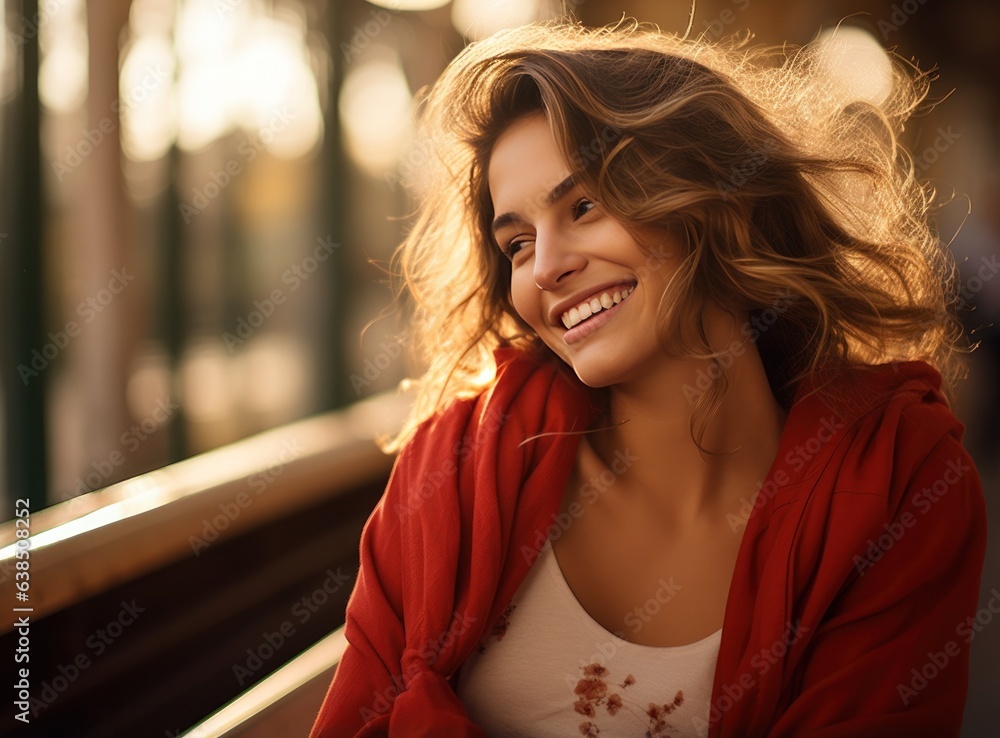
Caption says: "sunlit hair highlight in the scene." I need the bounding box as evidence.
[385,18,969,452]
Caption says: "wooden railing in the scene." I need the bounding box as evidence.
[180,625,347,737]
[0,390,410,737]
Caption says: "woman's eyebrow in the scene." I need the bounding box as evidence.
[491,175,577,234]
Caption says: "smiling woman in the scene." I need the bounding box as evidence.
[308,18,986,738]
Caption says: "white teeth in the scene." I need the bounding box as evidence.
[561,285,634,330]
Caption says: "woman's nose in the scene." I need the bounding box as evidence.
[532,229,586,290]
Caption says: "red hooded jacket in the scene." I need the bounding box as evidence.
[309,347,987,737]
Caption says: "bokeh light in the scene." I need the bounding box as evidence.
[815,26,893,106]
[339,53,413,176]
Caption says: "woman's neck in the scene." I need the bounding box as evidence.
[585,342,788,532]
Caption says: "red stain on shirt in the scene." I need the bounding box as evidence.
[573,660,686,736]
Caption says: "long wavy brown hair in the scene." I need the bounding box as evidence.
[384,18,969,452]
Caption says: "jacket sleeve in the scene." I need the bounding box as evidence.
[308,416,488,738]
[767,432,988,737]
[308,349,591,737]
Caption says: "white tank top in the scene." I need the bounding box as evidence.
[456,537,721,737]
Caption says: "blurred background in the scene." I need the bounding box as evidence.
[0,0,996,736]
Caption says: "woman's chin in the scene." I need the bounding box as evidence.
[546,337,653,389]
[568,359,634,390]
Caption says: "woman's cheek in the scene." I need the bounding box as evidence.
[508,275,540,330]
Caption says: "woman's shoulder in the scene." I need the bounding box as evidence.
[791,359,978,508]
[776,360,984,586]
[794,359,960,443]
[795,359,944,412]
[775,358,977,511]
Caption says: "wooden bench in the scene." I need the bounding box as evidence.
[0,390,408,737]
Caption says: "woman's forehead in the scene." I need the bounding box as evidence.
[487,115,572,211]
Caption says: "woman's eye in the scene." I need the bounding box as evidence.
[572,198,596,220]
[505,240,532,260]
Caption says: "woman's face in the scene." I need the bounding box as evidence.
[488,114,685,388]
